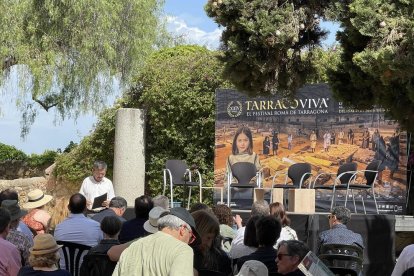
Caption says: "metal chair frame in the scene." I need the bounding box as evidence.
[271,162,313,204]
[226,162,263,207]
[313,162,358,211]
[162,160,202,209]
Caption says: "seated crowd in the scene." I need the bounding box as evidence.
[0,185,374,276]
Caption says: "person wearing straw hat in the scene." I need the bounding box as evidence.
[17,233,71,276]
[1,200,33,266]
[22,189,53,235]
[0,207,21,276]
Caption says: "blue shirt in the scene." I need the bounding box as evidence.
[91,208,126,224]
[54,213,103,269]
[318,224,364,251]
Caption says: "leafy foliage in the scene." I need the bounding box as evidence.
[0,0,164,137]
[326,1,414,131]
[205,0,329,97]
[56,45,228,201]
[0,142,57,167]
[0,143,27,161]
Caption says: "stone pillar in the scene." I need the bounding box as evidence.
[113,108,145,206]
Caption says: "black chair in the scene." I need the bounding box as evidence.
[345,160,381,214]
[319,244,364,276]
[271,162,312,206]
[80,253,117,276]
[163,159,203,208]
[226,162,262,206]
[313,162,358,210]
[57,241,91,276]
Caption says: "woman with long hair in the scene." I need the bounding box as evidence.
[191,210,232,275]
[48,197,69,235]
[269,202,298,248]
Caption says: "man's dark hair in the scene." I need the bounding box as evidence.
[190,202,211,214]
[101,216,122,237]
[0,189,18,205]
[332,206,351,225]
[244,216,260,247]
[279,240,309,261]
[256,215,281,247]
[134,195,153,219]
[110,197,127,209]
[0,207,11,233]
[68,193,87,214]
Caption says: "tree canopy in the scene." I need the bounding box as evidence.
[56,45,228,197]
[205,0,330,97]
[205,0,414,131]
[0,0,164,137]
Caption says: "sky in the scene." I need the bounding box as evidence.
[0,0,339,154]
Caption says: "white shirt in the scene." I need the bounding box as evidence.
[229,227,257,259]
[391,244,414,276]
[79,176,115,209]
[274,226,298,249]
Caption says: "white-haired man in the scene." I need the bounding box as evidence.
[113,207,198,276]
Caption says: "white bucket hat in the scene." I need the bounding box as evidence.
[23,189,53,209]
[237,260,269,276]
[143,206,166,233]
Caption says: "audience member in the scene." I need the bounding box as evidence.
[22,189,53,235]
[113,207,198,275]
[276,240,309,276]
[48,196,69,235]
[118,195,153,243]
[236,260,268,276]
[79,161,115,210]
[192,210,232,275]
[231,200,269,257]
[270,202,298,248]
[92,196,127,223]
[54,193,102,268]
[230,216,260,259]
[0,207,21,275]
[237,215,281,274]
[190,202,212,214]
[318,206,364,252]
[0,189,33,242]
[80,216,122,276]
[107,206,165,262]
[18,234,70,276]
[391,244,414,276]
[212,204,237,253]
[1,200,32,266]
[153,195,169,210]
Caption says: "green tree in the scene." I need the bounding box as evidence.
[0,0,164,137]
[328,0,414,131]
[205,0,330,97]
[56,45,228,199]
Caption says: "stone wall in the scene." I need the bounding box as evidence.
[0,160,50,180]
[0,163,80,206]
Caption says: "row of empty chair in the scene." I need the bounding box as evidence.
[162,159,381,213]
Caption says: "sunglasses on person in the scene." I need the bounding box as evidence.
[277,253,292,260]
[328,214,335,219]
[182,225,196,244]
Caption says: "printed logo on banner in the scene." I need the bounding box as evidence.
[227,101,242,117]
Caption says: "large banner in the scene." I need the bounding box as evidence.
[215,84,407,214]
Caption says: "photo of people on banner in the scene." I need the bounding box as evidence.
[214,84,407,214]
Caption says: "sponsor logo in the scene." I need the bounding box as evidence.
[227,101,242,117]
